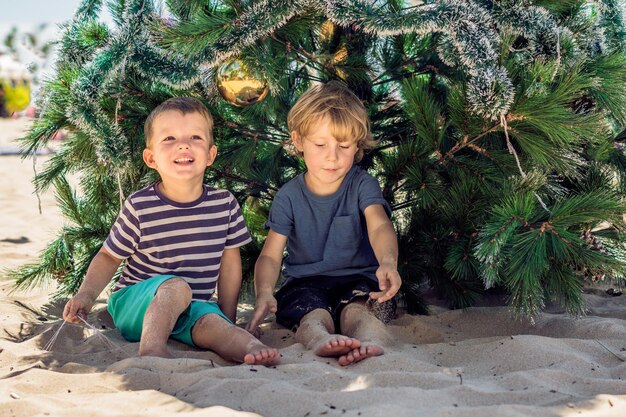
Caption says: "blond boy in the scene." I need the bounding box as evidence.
[247,82,401,365]
[64,97,279,365]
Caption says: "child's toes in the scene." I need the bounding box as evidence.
[338,350,355,366]
[338,345,383,366]
[347,338,360,348]
[263,348,277,359]
[244,348,279,365]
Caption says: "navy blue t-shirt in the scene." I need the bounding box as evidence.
[266,166,391,285]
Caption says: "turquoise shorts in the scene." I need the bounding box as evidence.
[107,275,231,347]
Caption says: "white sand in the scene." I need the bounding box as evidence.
[1,118,625,417]
[0,118,66,272]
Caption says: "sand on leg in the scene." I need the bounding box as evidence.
[139,278,192,358]
[295,308,361,358]
[192,313,279,365]
[337,300,391,366]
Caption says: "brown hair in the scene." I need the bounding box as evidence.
[144,97,214,146]
[287,81,376,162]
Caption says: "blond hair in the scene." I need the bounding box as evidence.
[287,81,376,162]
[144,97,214,146]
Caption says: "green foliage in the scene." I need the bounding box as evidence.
[3,27,17,52]
[9,177,116,296]
[475,188,626,317]
[11,0,626,319]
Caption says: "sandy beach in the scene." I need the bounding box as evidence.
[1,118,625,417]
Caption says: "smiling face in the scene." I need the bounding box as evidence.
[293,116,359,196]
[142,110,217,189]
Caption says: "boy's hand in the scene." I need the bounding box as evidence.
[245,293,278,337]
[63,292,96,323]
[370,262,402,303]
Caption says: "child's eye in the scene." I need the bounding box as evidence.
[315,143,326,147]
[191,135,204,140]
[164,136,176,141]
[339,145,352,149]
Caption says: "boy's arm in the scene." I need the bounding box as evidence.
[63,246,122,323]
[363,204,402,303]
[217,247,243,323]
[245,230,288,333]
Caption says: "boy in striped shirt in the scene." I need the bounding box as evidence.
[63,97,279,365]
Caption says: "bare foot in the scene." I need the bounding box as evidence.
[337,344,383,366]
[139,346,174,359]
[243,343,280,365]
[309,335,361,357]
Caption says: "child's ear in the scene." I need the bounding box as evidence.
[143,148,157,169]
[206,144,218,166]
[291,131,303,151]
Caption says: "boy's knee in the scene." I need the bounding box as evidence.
[343,300,368,312]
[192,313,233,344]
[299,308,335,332]
[341,299,396,325]
[301,308,333,322]
[340,300,369,321]
[158,277,193,305]
[195,312,229,329]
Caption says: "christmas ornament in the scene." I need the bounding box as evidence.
[320,20,335,43]
[318,21,347,80]
[0,54,32,116]
[216,60,269,107]
[332,47,348,80]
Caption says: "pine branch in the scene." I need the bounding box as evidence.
[17,0,626,319]
[208,166,278,197]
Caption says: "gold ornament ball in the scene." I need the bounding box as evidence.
[216,60,269,107]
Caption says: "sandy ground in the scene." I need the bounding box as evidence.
[0,118,66,273]
[1,118,626,417]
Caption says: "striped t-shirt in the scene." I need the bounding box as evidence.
[104,183,252,301]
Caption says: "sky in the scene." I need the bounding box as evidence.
[0,0,114,42]
[0,1,114,98]
[0,1,165,100]
[0,0,119,38]
[0,0,85,26]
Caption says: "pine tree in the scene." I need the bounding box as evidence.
[11,0,626,319]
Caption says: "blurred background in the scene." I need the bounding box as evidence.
[0,0,113,115]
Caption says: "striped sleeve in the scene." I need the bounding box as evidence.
[103,197,141,259]
[224,193,252,248]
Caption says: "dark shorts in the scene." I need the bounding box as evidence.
[275,274,397,332]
